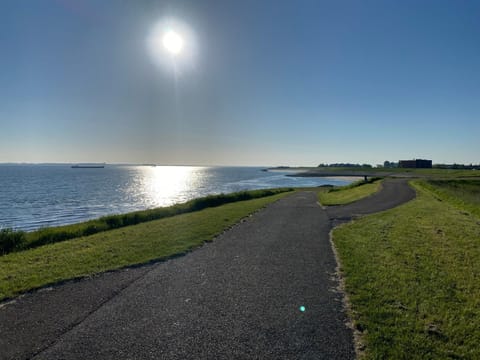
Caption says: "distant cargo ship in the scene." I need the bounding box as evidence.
[71,164,105,169]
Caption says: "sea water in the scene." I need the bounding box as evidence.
[0,165,354,231]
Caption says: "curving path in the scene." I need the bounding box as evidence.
[326,178,416,224]
[0,179,415,360]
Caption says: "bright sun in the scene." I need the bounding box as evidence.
[162,30,184,55]
[147,19,195,69]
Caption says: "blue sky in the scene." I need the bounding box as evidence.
[1,0,478,166]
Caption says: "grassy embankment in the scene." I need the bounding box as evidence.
[318,178,383,206]
[332,179,480,358]
[303,166,480,178]
[0,189,291,255]
[0,189,291,301]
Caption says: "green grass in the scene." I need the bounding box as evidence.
[318,179,382,206]
[421,179,480,219]
[332,180,480,359]
[0,188,292,255]
[311,167,480,178]
[0,192,289,301]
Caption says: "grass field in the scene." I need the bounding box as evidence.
[421,179,480,219]
[318,179,382,206]
[332,180,480,358]
[313,167,480,178]
[0,191,290,301]
[282,166,479,179]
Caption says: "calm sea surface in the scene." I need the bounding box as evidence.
[0,165,354,231]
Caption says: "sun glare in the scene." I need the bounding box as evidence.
[162,30,184,55]
[147,18,196,71]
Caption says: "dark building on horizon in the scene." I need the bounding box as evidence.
[398,159,432,168]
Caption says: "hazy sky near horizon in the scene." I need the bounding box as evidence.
[1,0,479,166]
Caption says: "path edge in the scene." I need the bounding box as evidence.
[329,224,366,359]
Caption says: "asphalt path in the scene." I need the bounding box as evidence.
[326,178,416,225]
[0,179,415,360]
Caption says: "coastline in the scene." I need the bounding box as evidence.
[0,166,356,232]
[288,170,396,177]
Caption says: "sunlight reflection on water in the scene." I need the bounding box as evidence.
[0,165,355,231]
[132,166,206,208]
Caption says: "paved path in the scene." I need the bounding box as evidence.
[0,179,415,360]
[326,178,416,224]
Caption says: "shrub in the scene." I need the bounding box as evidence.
[83,224,104,236]
[105,216,123,229]
[0,228,27,254]
[30,229,74,248]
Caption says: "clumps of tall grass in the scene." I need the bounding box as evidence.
[1,188,293,255]
[0,228,27,255]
